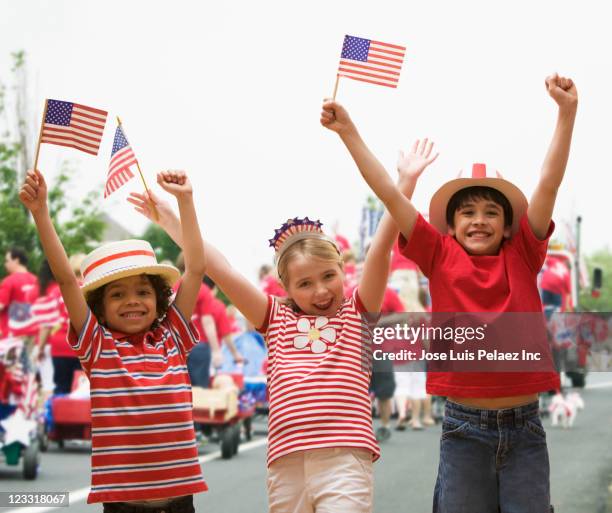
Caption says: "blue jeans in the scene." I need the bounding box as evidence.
[433,400,553,513]
[187,343,211,388]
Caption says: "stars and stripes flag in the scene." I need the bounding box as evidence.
[7,294,63,337]
[337,35,406,88]
[40,99,107,155]
[105,124,137,198]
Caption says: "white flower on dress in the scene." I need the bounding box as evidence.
[293,316,337,354]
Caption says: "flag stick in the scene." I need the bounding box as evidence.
[33,99,49,173]
[332,75,340,101]
[116,116,159,221]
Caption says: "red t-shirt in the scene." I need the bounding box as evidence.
[190,285,233,344]
[0,271,39,337]
[390,239,419,272]
[261,275,286,298]
[210,299,233,339]
[33,283,73,358]
[381,287,405,314]
[540,256,571,296]
[345,285,404,314]
[190,284,214,342]
[399,214,560,397]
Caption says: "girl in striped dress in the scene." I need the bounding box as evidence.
[128,128,438,513]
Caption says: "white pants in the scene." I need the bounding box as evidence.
[394,371,427,399]
[267,448,373,513]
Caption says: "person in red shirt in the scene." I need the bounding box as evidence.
[369,286,404,441]
[322,73,577,513]
[0,247,39,338]
[259,264,286,298]
[175,254,223,388]
[540,255,572,311]
[35,259,81,394]
[202,276,244,367]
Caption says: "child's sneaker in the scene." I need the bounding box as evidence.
[195,431,209,447]
[375,426,392,442]
[395,418,408,431]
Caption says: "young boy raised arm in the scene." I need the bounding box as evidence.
[321,73,577,513]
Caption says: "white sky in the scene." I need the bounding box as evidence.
[1,0,611,281]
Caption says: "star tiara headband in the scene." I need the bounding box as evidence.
[269,217,339,263]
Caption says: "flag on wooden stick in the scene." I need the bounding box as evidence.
[105,124,137,198]
[40,100,107,155]
[337,35,406,88]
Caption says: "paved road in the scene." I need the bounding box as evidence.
[2,373,611,512]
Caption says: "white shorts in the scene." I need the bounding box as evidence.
[394,371,427,399]
[267,447,373,513]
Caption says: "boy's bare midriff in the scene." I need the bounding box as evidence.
[448,393,539,409]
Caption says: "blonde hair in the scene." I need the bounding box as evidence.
[276,238,343,289]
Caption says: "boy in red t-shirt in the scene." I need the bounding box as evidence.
[321,73,577,512]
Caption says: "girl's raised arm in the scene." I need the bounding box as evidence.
[128,190,269,329]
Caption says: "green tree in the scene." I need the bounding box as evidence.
[0,51,105,278]
[0,139,38,260]
[579,249,612,311]
[141,224,181,264]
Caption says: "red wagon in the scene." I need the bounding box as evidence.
[43,371,91,449]
[192,373,256,459]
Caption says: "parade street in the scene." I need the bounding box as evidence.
[2,373,611,513]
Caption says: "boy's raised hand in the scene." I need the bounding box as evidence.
[397,138,439,181]
[19,169,48,214]
[545,73,578,111]
[157,170,192,198]
[320,99,357,136]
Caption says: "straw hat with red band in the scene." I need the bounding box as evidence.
[428,163,528,236]
[80,240,181,294]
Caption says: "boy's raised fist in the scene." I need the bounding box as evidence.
[545,73,578,110]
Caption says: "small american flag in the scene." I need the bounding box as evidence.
[105,124,137,198]
[41,100,107,155]
[338,35,406,88]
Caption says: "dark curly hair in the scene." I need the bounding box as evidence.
[85,274,173,329]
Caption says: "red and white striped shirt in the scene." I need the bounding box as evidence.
[260,290,379,466]
[68,304,207,504]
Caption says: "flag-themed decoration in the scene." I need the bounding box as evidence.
[40,99,107,155]
[6,295,63,338]
[337,35,406,88]
[269,217,324,253]
[105,124,137,198]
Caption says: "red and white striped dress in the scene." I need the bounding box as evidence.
[68,304,207,504]
[260,290,380,466]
